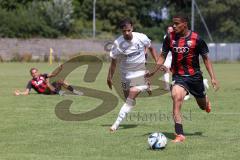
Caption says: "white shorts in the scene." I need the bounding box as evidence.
[121,82,149,92]
[134,85,148,91]
[121,70,149,91]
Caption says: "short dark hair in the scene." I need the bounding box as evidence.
[30,67,38,73]
[119,18,133,29]
[173,13,189,23]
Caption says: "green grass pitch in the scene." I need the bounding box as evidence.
[0,62,240,160]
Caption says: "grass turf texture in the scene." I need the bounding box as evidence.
[0,62,240,160]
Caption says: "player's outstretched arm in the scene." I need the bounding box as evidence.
[202,54,219,91]
[107,59,117,90]
[48,64,63,78]
[14,89,30,96]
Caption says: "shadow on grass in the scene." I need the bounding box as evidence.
[101,124,138,130]
[142,131,204,140]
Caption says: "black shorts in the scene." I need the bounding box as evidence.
[43,82,62,94]
[51,82,62,93]
[172,73,206,98]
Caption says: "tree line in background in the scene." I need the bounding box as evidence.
[0,0,239,42]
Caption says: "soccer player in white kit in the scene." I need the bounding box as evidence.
[107,18,158,132]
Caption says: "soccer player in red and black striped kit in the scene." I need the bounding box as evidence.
[14,66,83,96]
[146,14,219,143]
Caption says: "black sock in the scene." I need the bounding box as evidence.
[54,88,60,94]
[175,123,184,135]
[67,85,74,92]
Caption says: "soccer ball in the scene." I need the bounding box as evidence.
[148,132,167,149]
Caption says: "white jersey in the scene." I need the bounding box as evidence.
[110,32,151,79]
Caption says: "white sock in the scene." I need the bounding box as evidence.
[163,72,170,90]
[203,79,209,90]
[112,98,135,129]
[73,89,83,96]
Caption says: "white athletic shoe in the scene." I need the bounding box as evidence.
[58,90,66,96]
[184,94,191,101]
[109,124,119,132]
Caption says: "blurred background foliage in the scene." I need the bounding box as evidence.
[0,0,239,42]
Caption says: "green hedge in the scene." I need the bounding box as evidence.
[0,7,60,38]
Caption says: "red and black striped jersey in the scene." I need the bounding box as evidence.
[26,74,49,93]
[162,31,209,76]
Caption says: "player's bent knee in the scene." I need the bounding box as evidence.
[62,81,69,85]
[57,79,64,84]
[172,86,186,101]
[171,92,184,102]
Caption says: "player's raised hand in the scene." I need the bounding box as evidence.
[211,78,219,91]
[58,63,63,70]
[107,78,113,90]
[14,90,20,96]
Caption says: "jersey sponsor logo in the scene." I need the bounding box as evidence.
[34,80,43,85]
[121,42,142,53]
[34,76,45,85]
[187,41,192,47]
[125,51,141,58]
[173,47,190,53]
